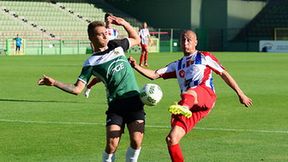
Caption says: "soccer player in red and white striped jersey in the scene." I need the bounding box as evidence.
[139,22,150,66]
[129,30,252,162]
[105,13,119,40]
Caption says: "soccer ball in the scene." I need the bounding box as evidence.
[140,83,163,106]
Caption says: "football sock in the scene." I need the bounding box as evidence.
[139,54,144,65]
[125,147,141,162]
[102,151,115,162]
[168,144,184,162]
[179,93,195,109]
[144,51,148,63]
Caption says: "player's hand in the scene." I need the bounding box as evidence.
[239,94,253,107]
[38,75,56,86]
[108,15,127,26]
[128,56,137,67]
[148,39,152,46]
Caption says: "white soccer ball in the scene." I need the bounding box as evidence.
[140,83,163,106]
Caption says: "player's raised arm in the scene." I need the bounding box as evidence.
[38,75,85,95]
[109,15,140,47]
[220,71,253,107]
[128,56,160,80]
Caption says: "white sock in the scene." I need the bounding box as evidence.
[102,151,115,162]
[125,147,141,162]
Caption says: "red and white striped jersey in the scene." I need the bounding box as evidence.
[139,28,150,45]
[156,51,225,93]
[106,28,118,40]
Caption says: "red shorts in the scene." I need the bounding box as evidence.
[140,43,148,51]
[171,85,216,133]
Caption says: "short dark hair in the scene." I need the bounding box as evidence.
[87,21,105,37]
[181,30,197,38]
[105,13,113,21]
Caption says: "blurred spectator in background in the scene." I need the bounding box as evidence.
[14,34,22,54]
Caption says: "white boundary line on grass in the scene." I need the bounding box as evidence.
[1,118,288,134]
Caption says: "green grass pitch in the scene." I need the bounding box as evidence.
[0,52,288,161]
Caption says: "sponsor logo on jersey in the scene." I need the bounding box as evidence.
[179,69,185,78]
[111,62,124,73]
[106,59,127,78]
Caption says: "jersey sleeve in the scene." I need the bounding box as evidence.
[108,38,130,52]
[203,52,225,74]
[156,61,177,79]
[78,66,93,84]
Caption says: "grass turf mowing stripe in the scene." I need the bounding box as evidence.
[1,118,287,134]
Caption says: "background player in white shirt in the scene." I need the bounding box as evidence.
[129,30,252,162]
[105,13,119,40]
[139,22,150,66]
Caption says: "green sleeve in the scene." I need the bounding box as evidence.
[78,66,93,84]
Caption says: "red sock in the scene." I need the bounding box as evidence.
[178,93,195,108]
[168,144,184,162]
[144,51,148,63]
[139,53,145,65]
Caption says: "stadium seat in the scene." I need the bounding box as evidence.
[234,0,288,42]
[0,0,144,51]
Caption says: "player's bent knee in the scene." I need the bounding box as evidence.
[166,135,179,146]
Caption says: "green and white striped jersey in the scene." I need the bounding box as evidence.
[78,38,140,103]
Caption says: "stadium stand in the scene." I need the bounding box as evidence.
[0,0,145,55]
[0,0,143,54]
[51,0,142,37]
[233,0,288,41]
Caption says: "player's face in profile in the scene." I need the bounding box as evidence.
[181,31,197,55]
[92,26,108,48]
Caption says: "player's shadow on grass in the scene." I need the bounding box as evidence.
[0,98,82,103]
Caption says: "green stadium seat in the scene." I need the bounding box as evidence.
[234,0,288,42]
[1,0,145,52]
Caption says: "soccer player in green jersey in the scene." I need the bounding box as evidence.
[38,15,144,162]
